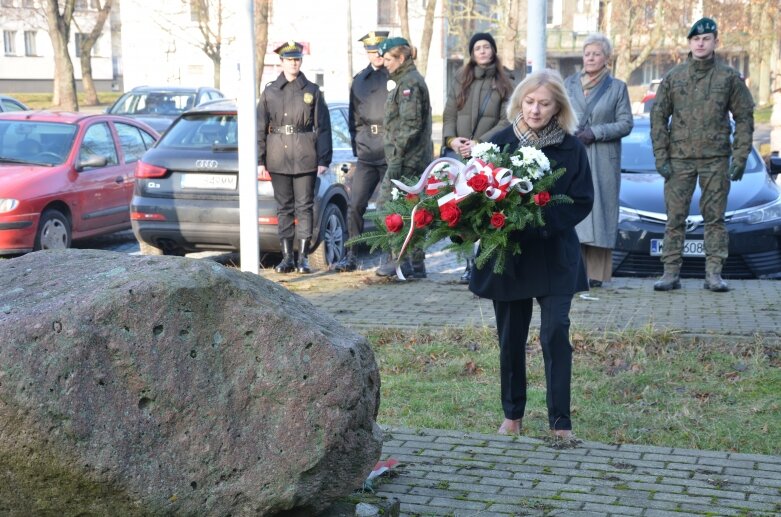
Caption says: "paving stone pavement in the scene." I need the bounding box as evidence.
[99,232,781,516]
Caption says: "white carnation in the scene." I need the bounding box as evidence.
[471,142,500,159]
[391,187,400,201]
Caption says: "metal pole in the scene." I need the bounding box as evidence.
[238,0,259,274]
[526,0,547,75]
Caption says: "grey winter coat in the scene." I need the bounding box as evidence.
[442,64,512,145]
[564,72,633,248]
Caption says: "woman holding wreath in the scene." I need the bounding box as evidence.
[469,70,594,437]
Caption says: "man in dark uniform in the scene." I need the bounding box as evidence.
[332,31,390,272]
[257,40,332,274]
[651,18,754,292]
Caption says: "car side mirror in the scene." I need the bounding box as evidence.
[76,155,109,171]
[769,154,781,176]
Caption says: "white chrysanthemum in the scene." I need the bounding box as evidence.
[510,155,524,168]
[391,187,400,201]
[471,142,500,159]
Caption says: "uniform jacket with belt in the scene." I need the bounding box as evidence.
[442,63,513,145]
[564,72,633,248]
[650,53,754,168]
[257,72,332,175]
[469,127,594,301]
[349,64,389,165]
[383,59,433,179]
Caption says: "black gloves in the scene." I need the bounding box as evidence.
[728,162,745,181]
[575,128,595,146]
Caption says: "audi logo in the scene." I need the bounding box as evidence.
[195,159,219,169]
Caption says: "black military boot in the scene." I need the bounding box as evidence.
[459,259,473,285]
[703,272,729,292]
[332,249,357,272]
[376,253,412,278]
[274,239,296,273]
[410,248,427,279]
[653,269,681,291]
[296,239,312,274]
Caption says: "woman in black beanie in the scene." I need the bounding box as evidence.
[442,32,515,283]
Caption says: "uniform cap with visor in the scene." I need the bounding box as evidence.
[359,31,389,52]
[274,40,304,58]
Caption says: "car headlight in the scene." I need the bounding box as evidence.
[618,206,641,223]
[0,199,19,213]
[743,197,781,224]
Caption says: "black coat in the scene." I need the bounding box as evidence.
[469,127,594,301]
[257,72,332,175]
[349,64,389,165]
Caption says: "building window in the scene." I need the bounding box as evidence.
[377,0,398,26]
[24,31,36,56]
[75,0,99,9]
[22,0,34,7]
[3,31,16,56]
[1,0,15,7]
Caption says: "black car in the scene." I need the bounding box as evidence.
[614,116,781,279]
[106,86,225,133]
[130,99,353,270]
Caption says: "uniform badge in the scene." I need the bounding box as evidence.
[402,89,411,97]
[303,92,314,104]
[387,80,396,92]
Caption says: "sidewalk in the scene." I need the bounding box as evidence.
[261,247,781,516]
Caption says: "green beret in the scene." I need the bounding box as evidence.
[377,37,409,56]
[687,17,718,39]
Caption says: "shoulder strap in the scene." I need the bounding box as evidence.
[470,88,493,139]
[578,75,612,131]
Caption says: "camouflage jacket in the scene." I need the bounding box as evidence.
[650,53,754,168]
[383,59,433,179]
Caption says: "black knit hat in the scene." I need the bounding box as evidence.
[468,32,497,56]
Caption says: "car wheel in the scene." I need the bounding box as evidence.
[34,209,72,250]
[309,203,346,270]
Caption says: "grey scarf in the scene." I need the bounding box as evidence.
[512,113,566,149]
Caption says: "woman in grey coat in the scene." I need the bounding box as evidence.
[442,32,514,283]
[564,33,633,287]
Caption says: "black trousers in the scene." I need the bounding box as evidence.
[347,161,385,241]
[270,172,316,240]
[492,295,574,430]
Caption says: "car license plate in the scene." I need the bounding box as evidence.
[650,239,705,257]
[181,173,237,190]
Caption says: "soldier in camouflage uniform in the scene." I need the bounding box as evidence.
[650,17,754,292]
[375,37,433,278]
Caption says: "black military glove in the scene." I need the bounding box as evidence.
[728,162,746,181]
[575,128,595,146]
[656,160,672,180]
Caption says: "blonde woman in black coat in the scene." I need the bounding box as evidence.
[469,70,594,438]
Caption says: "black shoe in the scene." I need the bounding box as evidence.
[331,250,357,272]
[275,239,296,273]
[296,239,312,274]
[703,272,729,292]
[588,279,602,288]
[653,271,681,291]
[376,256,414,278]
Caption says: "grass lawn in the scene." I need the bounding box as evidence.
[9,92,122,110]
[369,326,781,455]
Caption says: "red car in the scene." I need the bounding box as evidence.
[0,111,158,254]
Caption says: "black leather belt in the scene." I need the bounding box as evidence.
[268,125,314,135]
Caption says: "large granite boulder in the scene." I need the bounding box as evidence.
[0,249,382,515]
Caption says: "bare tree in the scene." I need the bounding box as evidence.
[397,0,411,42]
[42,0,78,111]
[416,0,438,76]
[254,0,270,96]
[73,0,113,106]
[190,0,226,88]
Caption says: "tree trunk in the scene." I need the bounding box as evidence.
[415,0,438,76]
[43,0,78,111]
[78,0,113,106]
[213,54,221,89]
[498,0,520,74]
[398,0,410,42]
[254,0,270,96]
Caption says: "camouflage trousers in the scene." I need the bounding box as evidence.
[662,157,730,274]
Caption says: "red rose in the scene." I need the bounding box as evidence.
[385,213,403,233]
[439,201,462,228]
[534,191,551,206]
[405,193,420,203]
[467,174,490,192]
[490,212,506,229]
[413,208,434,228]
